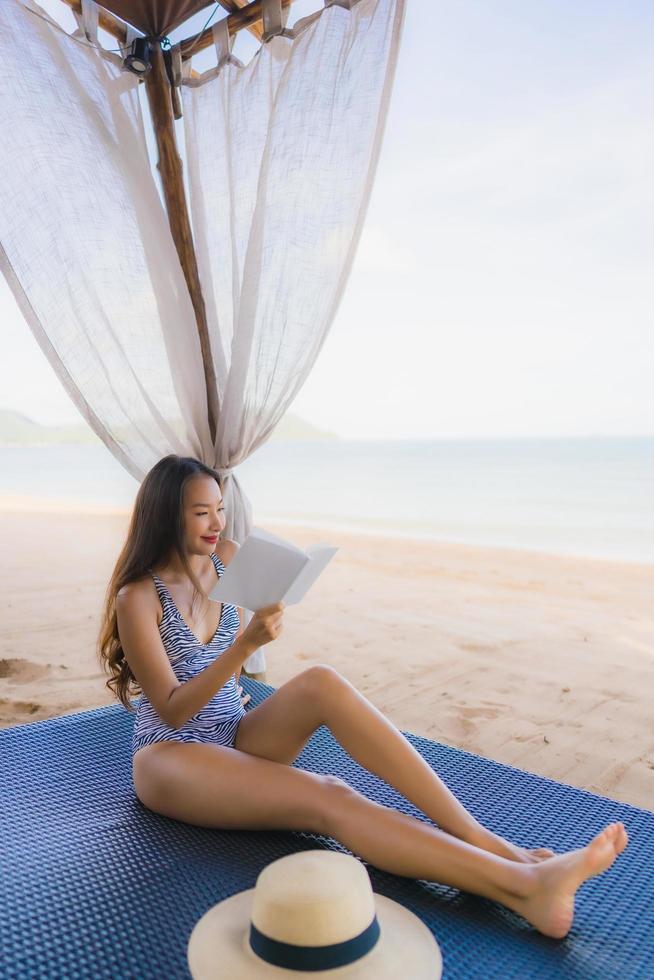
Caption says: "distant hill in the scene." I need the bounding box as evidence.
[0,408,338,445]
[270,413,338,441]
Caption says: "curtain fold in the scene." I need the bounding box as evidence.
[183,0,406,479]
[0,0,214,478]
[0,0,406,673]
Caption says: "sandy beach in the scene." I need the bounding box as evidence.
[1,495,652,811]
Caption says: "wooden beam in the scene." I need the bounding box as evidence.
[57,0,292,55]
[179,0,294,59]
[145,43,220,445]
[59,0,128,44]
[216,0,265,43]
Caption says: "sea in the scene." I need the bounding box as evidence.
[1,436,652,565]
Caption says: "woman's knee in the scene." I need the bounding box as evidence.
[315,774,361,835]
[301,664,349,701]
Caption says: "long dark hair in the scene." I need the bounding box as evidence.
[97,455,223,711]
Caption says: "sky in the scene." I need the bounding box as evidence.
[1,0,653,440]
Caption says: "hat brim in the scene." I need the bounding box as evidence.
[188,888,442,979]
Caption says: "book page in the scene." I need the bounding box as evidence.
[210,527,338,611]
[210,527,308,610]
[282,546,339,605]
[245,525,305,555]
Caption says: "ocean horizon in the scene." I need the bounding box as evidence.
[1,436,652,565]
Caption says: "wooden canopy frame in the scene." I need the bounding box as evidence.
[60,0,294,50]
[57,0,295,444]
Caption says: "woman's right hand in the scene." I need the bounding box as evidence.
[242,602,285,648]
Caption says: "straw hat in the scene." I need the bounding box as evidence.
[188,850,442,978]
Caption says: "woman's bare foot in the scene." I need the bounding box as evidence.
[509,822,629,938]
[465,827,556,864]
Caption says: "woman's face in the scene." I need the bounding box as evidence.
[183,475,227,553]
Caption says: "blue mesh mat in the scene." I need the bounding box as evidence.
[1,677,652,979]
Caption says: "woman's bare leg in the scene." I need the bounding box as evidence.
[237,666,478,837]
[313,668,555,861]
[133,740,628,939]
[326,790,628,940]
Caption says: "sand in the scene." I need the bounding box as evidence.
[1,495,652,811]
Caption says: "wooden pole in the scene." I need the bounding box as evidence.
[55,0,295,446]
[145,42,220,444]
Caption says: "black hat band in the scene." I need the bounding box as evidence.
[249,914,381,971]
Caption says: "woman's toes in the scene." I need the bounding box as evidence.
[615,824,629,854]
[584,825,621,877]
[606,824,626,853]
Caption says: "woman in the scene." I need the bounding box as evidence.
[99,455,628,940]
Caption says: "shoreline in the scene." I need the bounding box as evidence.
[0,494,651,569]
[0,503,652,810]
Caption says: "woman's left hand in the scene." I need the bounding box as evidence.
[237,684,252,708]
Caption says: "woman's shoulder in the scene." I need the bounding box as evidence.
[214,538,240,567]
[116,575,162,631]
[116,574,159,609]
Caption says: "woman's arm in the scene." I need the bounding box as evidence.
[116,582,257,730]
[165,631,256,728]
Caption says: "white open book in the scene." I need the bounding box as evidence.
[209,527,338,611]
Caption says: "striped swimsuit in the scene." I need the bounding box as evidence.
[131,552,247,756]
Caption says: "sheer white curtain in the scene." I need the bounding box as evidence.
[0,0,213,475]
[0,0,405,672]
[182,0,406,475]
